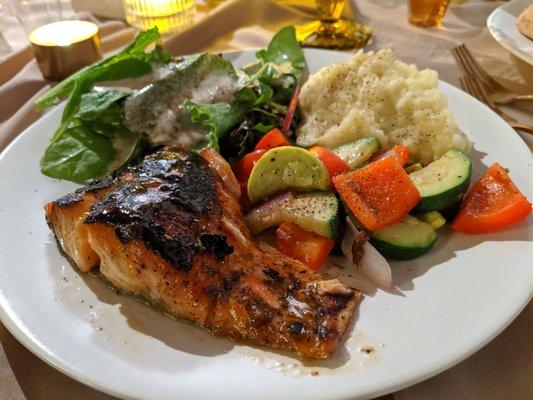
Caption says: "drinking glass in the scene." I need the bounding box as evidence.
[294,0,371,49]
[121,0,195,35]
[408,0,451,27]
[9,0,63,34]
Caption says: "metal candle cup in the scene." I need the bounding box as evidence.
[29,20,102,81]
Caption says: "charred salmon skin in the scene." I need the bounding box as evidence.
[45,146,362,359]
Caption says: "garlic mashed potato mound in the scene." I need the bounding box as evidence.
[296,50,471,165]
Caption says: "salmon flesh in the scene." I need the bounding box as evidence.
[45,146,361,359]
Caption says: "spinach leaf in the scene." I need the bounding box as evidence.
[105,128,142,171]
[39,28,168,183]
[35,28,163,110]
[255,26,305,79]
[185,100,243,149]
[76,89,129,121]
[235,83,273,106]
[42,86,141,182]
[42,28,165,146]
[41,125,117,183]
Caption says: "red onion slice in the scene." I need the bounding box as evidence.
[342,217,392,289]
[244,192,294,235]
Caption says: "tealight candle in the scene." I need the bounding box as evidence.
[29,20,102,81]
[121,0,195,35]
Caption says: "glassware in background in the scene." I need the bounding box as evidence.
[408,0,451,28]
[9,0,63,34]
[8,1,101,80]
[121,0,195,35]
[294,0,371,49]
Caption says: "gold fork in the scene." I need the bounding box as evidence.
[459,74,533,134]
[451,44,533,105]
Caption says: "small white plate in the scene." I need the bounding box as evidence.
[0,49,531,400]
[487,0,533,65]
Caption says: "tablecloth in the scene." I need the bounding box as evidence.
[0,1,532,399]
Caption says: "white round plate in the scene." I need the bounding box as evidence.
[487,0,533,65]
[0,49,531,400]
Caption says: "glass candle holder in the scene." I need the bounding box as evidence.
[294,0,371,49]
[121,0,196,35]
[29,20,102,80]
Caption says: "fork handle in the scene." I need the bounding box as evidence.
[510,122,533,135]
[494,94,533,105]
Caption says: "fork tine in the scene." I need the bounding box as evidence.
[461,76,484,104]
[459,45,499,89]
[452,46,487,96]
[451,46,468,77]
[456,46,493,91]
[474,78,497,108]
[464,74,496,110]
[469,76,496,109]
[457,45,500,92]
[451,46,477,82]
[454,46,483,88]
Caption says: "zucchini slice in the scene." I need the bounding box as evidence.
[244,191,340,239]
[247,147,329,204]
[410,149,472,213]
[286,192,340,239]
[332,137,381,169]
[370,215,437,260]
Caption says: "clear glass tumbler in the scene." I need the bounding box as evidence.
[408,0,451,28]
[9,0,63,34]
[121,0,195,35]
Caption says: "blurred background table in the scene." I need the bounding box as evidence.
[0,1,532,399]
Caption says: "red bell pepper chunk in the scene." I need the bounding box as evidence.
[333,156,420,231]
[451,163,531,234]
[371,145,410,166]
[390,145,410,166]
[276,222,335,270]
[233,149,267,182]
[309,146,350,177]
[254,128,291,151]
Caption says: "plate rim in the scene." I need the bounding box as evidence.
[487,0,533,66]
[0,48,531,400]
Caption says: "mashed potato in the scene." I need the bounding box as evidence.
[296,50,471,165]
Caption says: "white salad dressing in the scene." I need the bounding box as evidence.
[123,54,243,147]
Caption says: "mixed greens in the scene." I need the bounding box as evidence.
[38,26,304,183]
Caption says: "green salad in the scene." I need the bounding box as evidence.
[38,26,305,183]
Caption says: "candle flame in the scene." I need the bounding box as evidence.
[29,20,99,47]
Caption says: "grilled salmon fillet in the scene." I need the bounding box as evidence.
[45,146,362,359]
